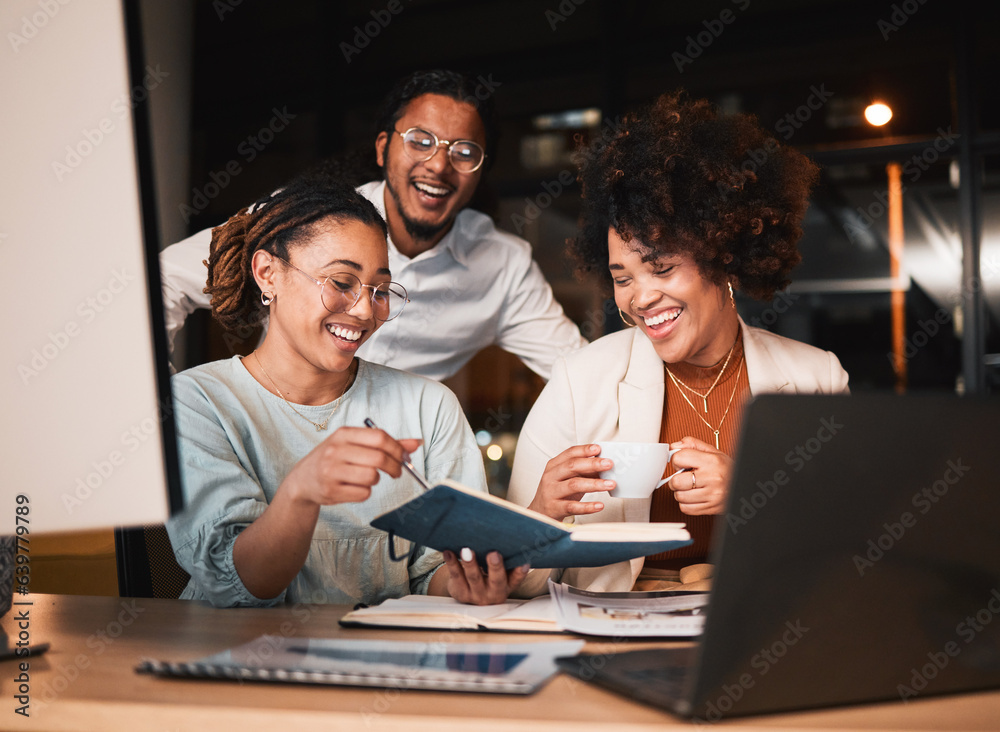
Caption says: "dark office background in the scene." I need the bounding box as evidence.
[142,0,1000,442]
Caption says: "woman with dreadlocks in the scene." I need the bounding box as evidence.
[165,178,528,608]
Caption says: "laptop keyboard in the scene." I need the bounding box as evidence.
[557,647,695,708]
[623,662,689,694]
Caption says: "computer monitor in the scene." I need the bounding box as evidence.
[1,0,182,537]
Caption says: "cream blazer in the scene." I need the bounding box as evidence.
[508,318,849,597]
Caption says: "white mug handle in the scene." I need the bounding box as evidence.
[655,467,692,489]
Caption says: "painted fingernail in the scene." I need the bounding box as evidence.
[460,547,474,563]
[488,551,502,565]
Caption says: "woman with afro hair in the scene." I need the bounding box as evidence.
[507,91,848,596]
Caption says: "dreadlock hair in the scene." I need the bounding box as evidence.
[203,178,387,333]
[374,68,499,170]
[572,90,819,301]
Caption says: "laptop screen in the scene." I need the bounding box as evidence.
[560,393,1000,720]
[687,393,1000,719]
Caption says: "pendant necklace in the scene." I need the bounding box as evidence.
[665,356,745,450]
[663,336,738,413]
[253,352,351,432]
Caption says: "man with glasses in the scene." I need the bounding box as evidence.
[161,69,587,381]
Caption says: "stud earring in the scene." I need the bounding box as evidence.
[261,291,274,306]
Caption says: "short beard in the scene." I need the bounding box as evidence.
[383,150,452,243]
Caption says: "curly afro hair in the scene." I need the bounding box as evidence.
[572,90,819,301]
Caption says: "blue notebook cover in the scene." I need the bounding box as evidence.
[370,480,692,569]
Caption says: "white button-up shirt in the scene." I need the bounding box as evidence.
[160,180,587,381]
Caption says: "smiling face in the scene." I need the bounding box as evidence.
[608,227,739,367]
[254,217,391,382]
[375,93,486,251]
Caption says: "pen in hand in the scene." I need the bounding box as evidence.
[363,417,432,491]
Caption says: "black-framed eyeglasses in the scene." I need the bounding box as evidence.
[395,127,486,173]
[274,256,409,322]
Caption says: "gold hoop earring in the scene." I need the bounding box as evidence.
[618,308,637,327]
[261,291,274,306]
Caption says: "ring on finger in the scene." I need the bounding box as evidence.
[665,467,688,487]
[690,471,697,490]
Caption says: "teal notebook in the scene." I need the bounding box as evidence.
[370,480,691,569]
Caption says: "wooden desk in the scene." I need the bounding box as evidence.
[4,594,999,731]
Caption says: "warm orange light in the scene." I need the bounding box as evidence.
[865,102,893,126]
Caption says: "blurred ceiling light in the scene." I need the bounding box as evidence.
[486,444,503,461]
[864,102,893,126]
[475,430,492,447]
[532,107,601,130]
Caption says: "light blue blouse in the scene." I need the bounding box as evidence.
[165,356,487,608]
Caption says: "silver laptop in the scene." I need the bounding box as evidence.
[556,393,1000,720]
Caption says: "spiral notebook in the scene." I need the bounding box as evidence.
[137,635,584,695]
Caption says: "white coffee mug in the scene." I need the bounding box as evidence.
[596,441,685,499]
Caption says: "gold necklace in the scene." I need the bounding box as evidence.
[253,352,351,432]
[663,336,738,413]
[666,356,745,450]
